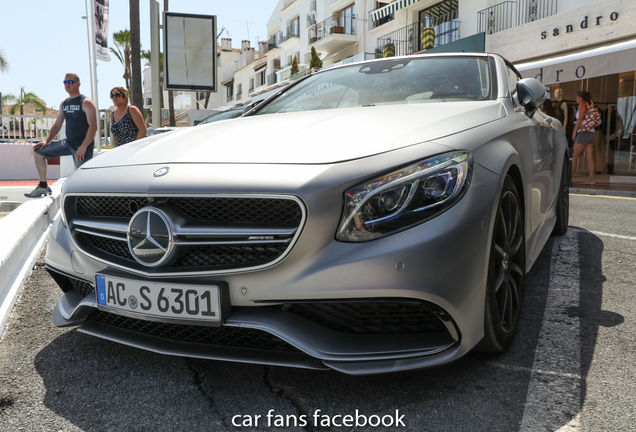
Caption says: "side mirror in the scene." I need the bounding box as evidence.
[517,78,547,118]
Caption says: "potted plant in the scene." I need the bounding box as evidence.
[330,11,344,34]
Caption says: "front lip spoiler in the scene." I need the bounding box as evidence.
[77,319,463,375]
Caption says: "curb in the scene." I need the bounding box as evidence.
[0,180,64,340]
[570,187,636,198]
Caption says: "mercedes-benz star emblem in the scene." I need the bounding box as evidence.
[127,208,173,266]
[153,167,170,177]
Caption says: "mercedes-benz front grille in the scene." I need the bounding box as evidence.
[64,195,305,275]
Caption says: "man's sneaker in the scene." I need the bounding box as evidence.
[24,186,52,198]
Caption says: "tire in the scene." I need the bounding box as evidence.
[476,176,526,353]
[551,153,570,236]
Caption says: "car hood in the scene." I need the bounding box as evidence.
[87,101,505,168]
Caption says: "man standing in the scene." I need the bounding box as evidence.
[24,73,97,198]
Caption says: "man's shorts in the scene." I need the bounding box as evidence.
[34,138,93,168]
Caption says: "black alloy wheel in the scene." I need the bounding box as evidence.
[552,153,570,236]
[477,176,526,353]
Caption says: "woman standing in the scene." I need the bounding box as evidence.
[571,91,596,185]
[109,87,146,146]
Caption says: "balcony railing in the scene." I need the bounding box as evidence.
[477,1,515,34]
[226,94,234,102]
[376,20,460,57]
[283,24,300,42]
[309,14,356,44]
[267,32,282,50]
[478,0,558,34]
[236,91,242,101]
[267,72,278,86]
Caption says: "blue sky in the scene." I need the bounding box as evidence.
[0,0,278,112]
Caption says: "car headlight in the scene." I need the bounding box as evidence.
[336,151,473,242]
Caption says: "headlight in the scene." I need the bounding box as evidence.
[336,151,473,242]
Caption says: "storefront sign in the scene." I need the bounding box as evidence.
[516,38,636,85]
[540,12,619,39]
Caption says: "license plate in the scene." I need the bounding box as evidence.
[95,275,221,323]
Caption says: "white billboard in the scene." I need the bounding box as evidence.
[164,12,217,91]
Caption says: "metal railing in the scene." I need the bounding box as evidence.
[267,32,283,50]
[309,14,356,44]
[478,0,558,34]
[477,1,515,34]
[0,114,58,142]
[376,20,460,57]
[283,24,300,42]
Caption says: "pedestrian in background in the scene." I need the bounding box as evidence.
[25,73,97,198]
[109,87,146,146]
[571,91,597,185]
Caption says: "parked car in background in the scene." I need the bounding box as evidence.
[196,107,245,125]
[46,53,569,374]
[146,127,177,136]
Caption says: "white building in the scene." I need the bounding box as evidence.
[248,0,636,176]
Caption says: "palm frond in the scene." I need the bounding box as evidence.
[0,49,9,72]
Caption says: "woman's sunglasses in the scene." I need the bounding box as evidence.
[63,80,77,85]
[110,93,123,98]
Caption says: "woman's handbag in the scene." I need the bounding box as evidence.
[579,105,602,132]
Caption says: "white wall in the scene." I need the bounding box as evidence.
[0,144,60,181]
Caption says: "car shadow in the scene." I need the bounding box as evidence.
[32,229,619,431]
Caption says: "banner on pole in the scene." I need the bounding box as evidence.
[94,0,111,62]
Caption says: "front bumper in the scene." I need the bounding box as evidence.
[46,163,500,374]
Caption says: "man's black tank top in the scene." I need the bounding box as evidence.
[62,95,93,151]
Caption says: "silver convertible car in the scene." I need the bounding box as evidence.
[46,53,569,374]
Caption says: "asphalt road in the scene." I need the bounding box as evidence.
[0,193,634,432]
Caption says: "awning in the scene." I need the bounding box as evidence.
[515,38,636,85]
[371,0,422,22]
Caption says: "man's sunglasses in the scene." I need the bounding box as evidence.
[63,80,78,85]
[110,93,123,98]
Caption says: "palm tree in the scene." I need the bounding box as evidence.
[2,87,47,138]
[0,48,9,72]
[130,0,143,112]
[110,30,132,96]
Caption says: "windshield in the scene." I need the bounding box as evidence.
[256,56,492,115]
